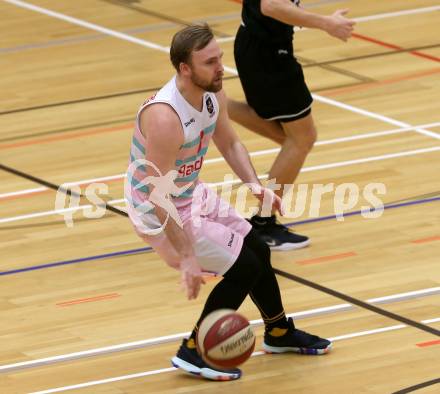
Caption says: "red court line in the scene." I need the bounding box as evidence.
[411,235,440,244]
[416,339,440,348]
[296,251,357,265]
[321,67,440,96]
[0,188,52,201]
[56,293,121,307]
[0,122,133,150]
[352,32,440,63]
[352,32,402,50]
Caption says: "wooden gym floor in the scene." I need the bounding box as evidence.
[0,0,439,393]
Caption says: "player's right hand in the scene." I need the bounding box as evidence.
[180,256,205,300]
[326,9,356,41]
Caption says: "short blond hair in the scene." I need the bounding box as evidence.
[170,24,214,71]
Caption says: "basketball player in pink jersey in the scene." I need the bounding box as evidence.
[125,24,331,382]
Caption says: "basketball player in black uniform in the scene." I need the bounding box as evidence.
[229,0,355,251]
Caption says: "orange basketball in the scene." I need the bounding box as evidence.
[196,309,255,369]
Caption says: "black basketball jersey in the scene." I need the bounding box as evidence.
[241,0,300,43]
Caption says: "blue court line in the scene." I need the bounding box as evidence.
[1,196,438,277]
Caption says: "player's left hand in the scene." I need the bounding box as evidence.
[249,183,285,216]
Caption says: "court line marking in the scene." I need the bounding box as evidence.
[312,94,439,141]
[0,163,128,219]
[1,68,435,150]
[411,236,440,244]
[1,120,439,202]
[205,121,440,165]
[0,177,123,202]
[56,293,121,307]
[1,53,437,119]
[217,5,440,42]
[202,146,440,188]
[3,0,439,141]
[349,5,440,23]
[0,0,345,55]
[416,339,440,348]
[25,316,440,394]
[229,26,440,64]
[391,377,440,394]
[321,68,440,97]
[1,145,439,224]
[1,286,439,374]
[0,11,246,54]
[1,3,437,388]
[1,196,438,277]
[0,187,49,199]
[1,0,438,219]
[273,268,440,336]
[351,32,440,63]
[2,0,171,52]
[296,251,357,265]
[0,122,133,150]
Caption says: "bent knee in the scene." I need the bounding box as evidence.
[286,126,317,152]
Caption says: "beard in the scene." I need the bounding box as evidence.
[190,72,223,93]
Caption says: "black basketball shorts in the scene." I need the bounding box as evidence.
[234,25,313,123]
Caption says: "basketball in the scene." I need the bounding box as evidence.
[196,309,255,369]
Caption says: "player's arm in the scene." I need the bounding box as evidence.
[213,90,283,214]
[261,0,355,41]
[141,104,203,300]
[213,90,261,186]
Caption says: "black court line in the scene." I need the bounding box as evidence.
[302,43,440,68]
[0,163,128,218]
[2,43,437,117]
[0,77,359,121]
[297,55,375,83]
[311,63,374,83]
[391,378,440,394]
[101,0,231,38]
[0,87,157,116]
[0,81,367,144]
[312,81,369,92]
[0,76,239,116]
[1,162,438,338]
[4,42,437,118]
[0,118,133,144]
[273,268,440,337]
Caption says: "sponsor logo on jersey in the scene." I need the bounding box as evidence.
[227,232,235,247]
[178,156,204,177]
[184,117,195,127]
[206,96,215,117]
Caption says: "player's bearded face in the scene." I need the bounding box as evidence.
[189,65,223,93]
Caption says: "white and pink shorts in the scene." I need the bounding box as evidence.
[127,182,251,276]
